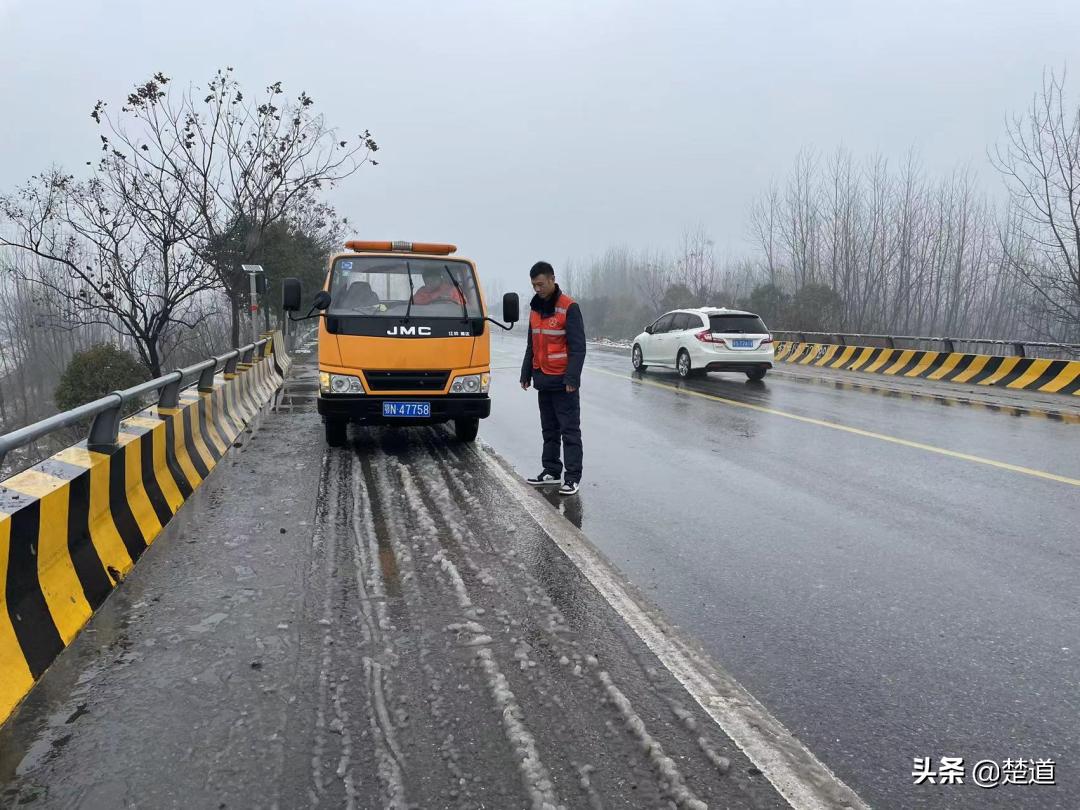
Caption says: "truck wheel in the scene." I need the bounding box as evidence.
[325,419,347,447]
[454,417,480,442]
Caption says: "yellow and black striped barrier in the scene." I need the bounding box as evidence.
[0,337,287,723]
[265,329,293,379]
[774,341,1080,395]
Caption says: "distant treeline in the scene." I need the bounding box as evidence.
[564,72,1080,345]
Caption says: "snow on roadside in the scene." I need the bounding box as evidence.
[587,337,632,351]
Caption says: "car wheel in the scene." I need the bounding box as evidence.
[677,349,692,378]
[746,367,767,381]
[325,418,347,447]
[454,417,480,442]
[632,344,648,371]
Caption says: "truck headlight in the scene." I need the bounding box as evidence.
[320,372,364,394]
[451,373,489,394]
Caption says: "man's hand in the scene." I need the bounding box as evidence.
[521,381,530,390]
[565,384,577,393]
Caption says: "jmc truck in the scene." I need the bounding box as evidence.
[283,241,519,446]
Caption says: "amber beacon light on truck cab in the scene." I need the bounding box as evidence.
[282,241,520,446]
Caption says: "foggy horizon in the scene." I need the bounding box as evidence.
[2,1,1079,290]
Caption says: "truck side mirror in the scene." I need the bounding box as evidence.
[502,292,520,324]
[313,290,332,311]
[282,277,302,311]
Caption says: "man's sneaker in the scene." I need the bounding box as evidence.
[526,471,561,486]
[558,480,579,496]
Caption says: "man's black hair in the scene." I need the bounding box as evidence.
[529,261,555,279]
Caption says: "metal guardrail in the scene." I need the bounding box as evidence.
[771,331,1080,360]
[0,339,269,470]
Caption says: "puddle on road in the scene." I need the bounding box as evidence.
[538,488,584,529]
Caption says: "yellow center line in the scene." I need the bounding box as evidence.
[591,367,1080,487]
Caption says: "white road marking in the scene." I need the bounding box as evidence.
[475,446,870,810]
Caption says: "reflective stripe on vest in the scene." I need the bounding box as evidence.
[530,293,575,376]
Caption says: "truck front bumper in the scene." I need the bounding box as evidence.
[317,394,491,425]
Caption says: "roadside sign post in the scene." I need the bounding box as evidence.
[241,265,265,346]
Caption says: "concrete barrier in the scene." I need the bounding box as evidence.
[266,329,293,379]
[0,343,287,723]
[774,341,1080,395]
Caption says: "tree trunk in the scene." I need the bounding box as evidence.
[146,342,163,379]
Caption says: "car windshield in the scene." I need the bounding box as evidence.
[709,314,768,334]
[327,257,482,318]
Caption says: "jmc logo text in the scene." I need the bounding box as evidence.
[386,325,433,336]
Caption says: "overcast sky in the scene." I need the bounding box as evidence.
[1,0,1078,292]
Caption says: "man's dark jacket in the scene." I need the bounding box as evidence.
[520,285,586,390]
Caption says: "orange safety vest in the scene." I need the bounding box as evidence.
[530,292,575,376]
[413,283,464,305]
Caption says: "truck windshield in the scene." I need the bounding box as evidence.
[328,257,483,318]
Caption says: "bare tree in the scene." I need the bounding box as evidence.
[633,249,672,314]
[993,69,1080,341]
[782,149,821,291]
[674,225,717,301]
[0,167,221,376]
[90,70,378,343]
[749,183,786,288]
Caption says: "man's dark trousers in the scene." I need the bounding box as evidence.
[538,387,582,483]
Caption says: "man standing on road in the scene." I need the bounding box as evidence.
[520,261,586,496]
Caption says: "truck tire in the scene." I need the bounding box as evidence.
[325,419,347,447]
[454,417,480,443]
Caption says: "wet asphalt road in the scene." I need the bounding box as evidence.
[2,339,1077,810]
[0,361,787,810]
[485,333,1079,810]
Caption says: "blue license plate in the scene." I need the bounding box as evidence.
[382,401,431,418]
[733,339,754,348]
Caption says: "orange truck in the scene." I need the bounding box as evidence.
[282,240,520,446]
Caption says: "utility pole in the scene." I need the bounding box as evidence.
[241,265,265,345]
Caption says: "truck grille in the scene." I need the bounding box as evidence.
[363,370,451,391]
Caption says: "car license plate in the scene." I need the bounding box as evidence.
[733,339,754,348]
[382,401,431,418]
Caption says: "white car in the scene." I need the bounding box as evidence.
[631,307,774,380]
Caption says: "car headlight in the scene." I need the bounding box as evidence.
[451,373,489,394]
[320,372,364,394]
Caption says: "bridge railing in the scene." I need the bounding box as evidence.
[0,338,269,470]
[771,332,1080,360]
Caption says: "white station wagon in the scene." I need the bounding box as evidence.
[631,307,774,380]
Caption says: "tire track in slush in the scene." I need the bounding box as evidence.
[306,426,784,809]
[307,450,398,810]
[425,431,746,795]
[307,449,338,806]
[344,449,408,810]
[393,458,565,810]
[417,431,743,804]
[328,454,364,810]
[363,437,535,807]
[395,430,725,809]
